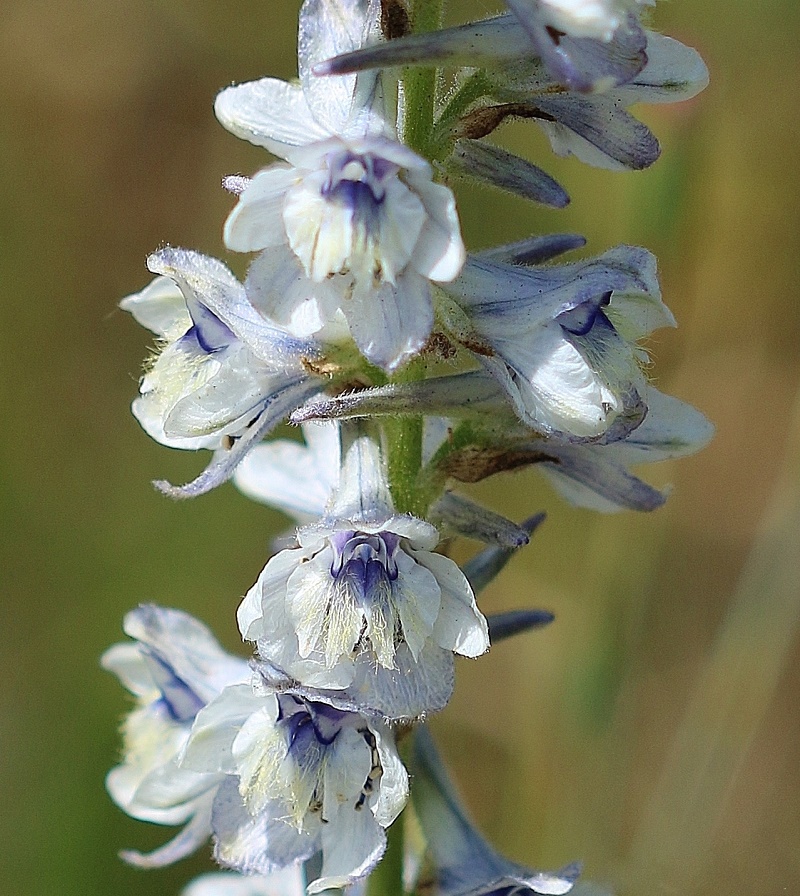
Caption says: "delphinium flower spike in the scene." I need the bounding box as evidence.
[107,1,710,894]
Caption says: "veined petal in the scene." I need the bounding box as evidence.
[535,95,659,170]
[299,0,386,137]
[347,270,433,371]
[215,78,329,155]
[212,778,319,875]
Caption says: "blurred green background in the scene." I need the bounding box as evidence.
[2,1,798,894]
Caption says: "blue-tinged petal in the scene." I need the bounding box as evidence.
[506,0,647,92]
[487,609,555,641]
[327,422,395,522]
[154,377,325,499]
[432,491,532,548]
[122,605,249,709]
[461,514,546,594]
[536,442,667,512]
[215,78,329,157]
[412,727,581,896]
[615,32,709,104]
[535,94,659,170]
[602,388,713,465]
[149,247,320,367]
[476,234,586,266]
[448,139,569,208]
[348,269,433,372]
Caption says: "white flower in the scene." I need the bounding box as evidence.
[215,1,464,370]
[122,247,326,497]
[237,426,489,720]
[181,685,408,893]
[102,605,250,867]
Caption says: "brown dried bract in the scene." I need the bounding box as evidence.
[381,0,411,40]
[442,446,557,482]
[453,103,557,140]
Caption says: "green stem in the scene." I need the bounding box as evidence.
[385,359,426,517]
[401,0,446,156]
[366,812,406,896]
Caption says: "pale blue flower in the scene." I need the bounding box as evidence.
[317,15,706,173]
[440,245,672,441]
[180,684,408,893]
[237,426,488,720]
[102,605,250,867]
[412,727,581,896]
[215,0,464,371]
[121,248,327,498]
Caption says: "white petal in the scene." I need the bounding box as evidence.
[485,324,620,437]
[181,685,271,775]
[233,436,336,520]
[405,174,465,282]
[101,643,152,698]
[212,779,319,874]
[182,867,305,896]
[347,270,432,371]
[370,724,409,827]
[224,167,299,253]
[215,78,329,155]
[417,551,489,657]
[238,548,303,642]
[121,796,214,868]
[120,275,189,338]
[392,549,442,661]
[313,800,385,892]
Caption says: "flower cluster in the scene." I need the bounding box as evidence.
[107,2,709,894]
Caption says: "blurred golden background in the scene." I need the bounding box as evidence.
[1,1,798,894]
